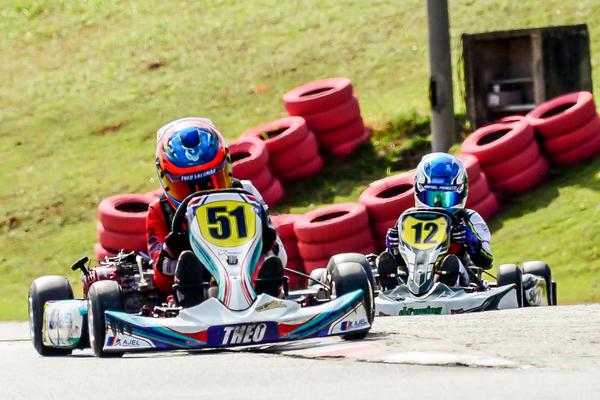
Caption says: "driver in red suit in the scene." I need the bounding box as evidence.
[146,117,287,304]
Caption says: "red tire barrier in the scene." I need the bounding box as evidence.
[294,202,370,243]
[461,120,534,166]
[241,117,308,154]
[317,117,366,149]
[492,156,549,194]
[470,192,500,221]
[458,153,482,183]
[328,129,370,156]
[526,91,596,138]
[544,114,600,154]
[260,177,285,207]
[465,171,490,207]
[96,222,147,252]
[283,77,353,115]
[552,131,600,166]
[271,213,301,240]
[285,260,307,289]
[298,230,374,261]
[248,167,274,191]
[483,139,542,183]
[269,131,318,172]
[278,155,324,181]
[359,171,415,221]
[302,244,376,274]
[98,194,153,234]
[302,96,361,132]
[94,243,118,261]
[229,139,269,179]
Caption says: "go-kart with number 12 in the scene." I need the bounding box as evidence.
[28,189,374,357]
[372,207,557,316]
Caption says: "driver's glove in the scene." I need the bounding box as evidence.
[163,231,189,259]
[451,222,481,253]
[385,227,400,255]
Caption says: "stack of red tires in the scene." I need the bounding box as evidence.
[229,138,284,206]
[526,91,600,166]
[242,117,323,181]
[283,77,369,156]
[95,194,153,261]
[294,203,375,273]
[459,154,500,220]
[358,171,415,251]
[271,214,305,289]
[461,118,548,195]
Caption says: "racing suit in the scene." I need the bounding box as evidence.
[146,179,287,294]
[385,208,493,287]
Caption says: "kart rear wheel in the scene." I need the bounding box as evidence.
[28,276,74,356]
[87,280,125,358]
[328,262,374,340]
[496,264,524,307]
[522,261,555,306]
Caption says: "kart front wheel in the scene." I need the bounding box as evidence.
[329,262,374,340]
[496,264,524,307]
[28,276,74,356]
[87,280,125,358]
[522,261,555,306]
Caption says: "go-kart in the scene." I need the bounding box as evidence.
[28,189,374,357]
[366,207,556,316]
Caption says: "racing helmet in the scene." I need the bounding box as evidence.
[156,117,232,208]
[414,152,467,209]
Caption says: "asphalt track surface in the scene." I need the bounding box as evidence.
[1,304,598,400]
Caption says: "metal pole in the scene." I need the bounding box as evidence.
[427,0,455,152]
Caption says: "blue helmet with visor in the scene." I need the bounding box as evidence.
[414,153,468,209]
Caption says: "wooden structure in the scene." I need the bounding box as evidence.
[462,24,593,128]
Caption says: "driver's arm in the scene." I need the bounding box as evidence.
[146,199,176,294]
[236,179,288,265]
[464,212,493,270]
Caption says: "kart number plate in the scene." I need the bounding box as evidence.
[207,322,278,346]
[401,215,448,250]
[195,200,258,247]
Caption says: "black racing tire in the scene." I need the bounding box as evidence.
[552,281,557,306]
[327,253,375,293]
[28,276,74,356]
[496,264,524,307]
[522,261,554,306]
[328,262,374,340]
[87,280,125,358]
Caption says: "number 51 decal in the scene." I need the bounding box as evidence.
[196,201,258,247]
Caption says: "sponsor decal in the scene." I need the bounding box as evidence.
[112,337,141,347]
[398,306,443,316]
[208,322,278,346]
[256,301,287,312]
[178,168,218,182]
[340,319,368,331]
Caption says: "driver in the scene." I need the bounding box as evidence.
[147,117,287,304]
[380,152,493,289]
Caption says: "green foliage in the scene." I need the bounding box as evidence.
[1,0,600,318]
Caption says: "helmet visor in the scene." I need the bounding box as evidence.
[417,189,463,208]
[159,161,231,206]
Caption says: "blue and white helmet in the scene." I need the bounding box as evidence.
[414,153,468,209]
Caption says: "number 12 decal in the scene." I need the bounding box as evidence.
[411,222,438,244]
